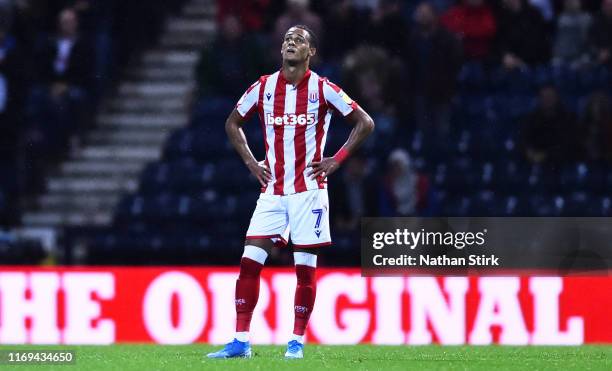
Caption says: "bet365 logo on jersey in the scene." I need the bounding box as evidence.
[265,113,315,126]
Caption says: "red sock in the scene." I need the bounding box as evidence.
[235,257,263,332]
[293,264,316,336]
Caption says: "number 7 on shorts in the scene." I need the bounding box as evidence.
[312,209,323,229]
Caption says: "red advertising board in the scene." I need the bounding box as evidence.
[0,267,609,344]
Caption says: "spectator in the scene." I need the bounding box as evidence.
[321,0,366,61]
[352,0,379,12]
[34,8,94,95]
[195,14,268,98]
[329,153,378,231]
[440,0,496,60]
[495,0,550,68]
[367,0,408,56]
[552,0,592,68]
[590,0,612,66]
[379,149,430,216]
[580,91,612,161]
[343,45,403,107]
[356,69,399,147]
[0,0,12,29]
[217,0,272,32]
[9,0,45,47]
[0,25,24,160]
[521,85,578,164]
[274,0,322,47]
[113,0,180,66]
[342,45,403,141]
[405,2,462,139]
[529,0,555,22]
[27,7,94,153]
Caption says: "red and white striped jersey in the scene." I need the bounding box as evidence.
[236,69,358,195]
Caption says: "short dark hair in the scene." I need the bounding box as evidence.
[290,24,317,48]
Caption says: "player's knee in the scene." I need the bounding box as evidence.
[242,243,270,264]
[294,252,317,285]
[294,251,317,267]
[239,245,268,279]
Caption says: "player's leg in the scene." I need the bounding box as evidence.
[287,246,318,359]
[207,240,272,359]
[234,239,272,341]
[207,194,288,359]
[285,189,331,359]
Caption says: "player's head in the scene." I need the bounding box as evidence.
[281,25,317,66]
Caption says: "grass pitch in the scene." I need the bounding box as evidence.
[0,344,610,371]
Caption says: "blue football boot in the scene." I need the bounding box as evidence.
[207,338,252,359]
[284,340,304,359]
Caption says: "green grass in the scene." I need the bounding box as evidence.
[0,344,610,371]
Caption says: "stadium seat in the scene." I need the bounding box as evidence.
[490,67,533,94]
[457,62,487,91]
[441,195,472,216]
[529,194,565,217]
[559,163,604,193]
[470,190,499,215]
[163,128,232,161]
[191,97,235,126]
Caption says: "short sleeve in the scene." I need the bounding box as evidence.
[322,80,358,117]
[236,79,262,118]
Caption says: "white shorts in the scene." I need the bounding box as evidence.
[246,189,331,248]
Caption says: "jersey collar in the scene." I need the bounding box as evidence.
[279,68,311,89]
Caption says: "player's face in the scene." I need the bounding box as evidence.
[281,28,315,64]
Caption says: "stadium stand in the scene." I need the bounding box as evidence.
[1,0,611,265]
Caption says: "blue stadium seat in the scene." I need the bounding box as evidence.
[191,97,235,125]
[490,67,534,94]
[470,190,499,215]
[529,194,565,216]
[140,159,253,194]
[451,158,480,190]
[457,62,487,91]
[163,128,232,160]
[533,65,553,86]
[560,193,611,216]
[441,195,472,216]
[578,66,611,92]
[525,163,559,192]
[491,160,528,191]
[491,93,536,122]
[500,195,526,216]
[559,163,604,192]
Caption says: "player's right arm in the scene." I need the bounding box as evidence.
[226,79,271,187]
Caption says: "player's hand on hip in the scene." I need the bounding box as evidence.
[247,160,272,187]
[307,157,339,180]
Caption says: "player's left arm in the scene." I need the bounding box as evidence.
[308,105,375,180]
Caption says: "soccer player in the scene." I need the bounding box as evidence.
[207,25,374,359]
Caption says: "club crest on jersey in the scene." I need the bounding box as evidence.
[308,92,319,103]
[265,112,315,126]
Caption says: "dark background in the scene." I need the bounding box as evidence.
[1,0,611,267]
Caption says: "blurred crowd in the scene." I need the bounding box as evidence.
[1,0,612,264]
[196,0,612,231]
[0,0,185,224]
